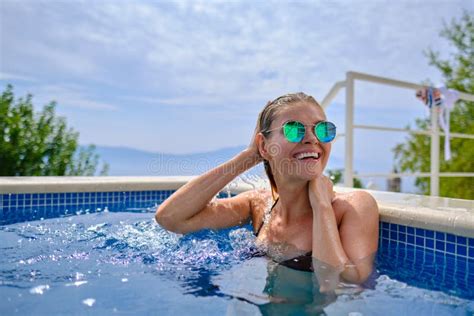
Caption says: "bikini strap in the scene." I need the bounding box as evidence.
[255,197,279,236]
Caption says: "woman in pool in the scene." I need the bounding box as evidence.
[155,92,379,289]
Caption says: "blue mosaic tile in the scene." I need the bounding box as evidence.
[436,240,445,251]
[435,254,446,265]
[398,232,406,243]
[390,230,397,239]
[457,245,467,256]
[425,230,434,238]
[426,238,434,249]
[397,242,406,252]
[415,236,423,247]
[467,275,474,285]
[436,232,446,241]
[455,267,467,279]
[415,227,424,236]
[425,250,435,263]
[446,243,456,254]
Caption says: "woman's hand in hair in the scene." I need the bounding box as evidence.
[308,175,336,211]
[244,122,264,166]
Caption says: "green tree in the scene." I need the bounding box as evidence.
[326,168,363,188]
[392,11,473,199]
[0,84,109,176]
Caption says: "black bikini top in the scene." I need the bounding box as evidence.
[255,197,313,272]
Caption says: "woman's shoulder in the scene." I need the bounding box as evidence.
[238,189,273,231]
[337,190,377,205]
[333,190,379,218]
[239,189,273,212]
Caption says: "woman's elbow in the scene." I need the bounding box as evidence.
[340,263,373,284]
[155,206,179,232]
[154,206,165,225]
[156,206,194,234]
[340,269,363,284]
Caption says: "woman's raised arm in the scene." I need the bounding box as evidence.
[155,130,263,234]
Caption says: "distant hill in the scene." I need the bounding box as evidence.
[92,145,344,176]
[93,145,258,176]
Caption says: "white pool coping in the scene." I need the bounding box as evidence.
[1,176,473,237]
[334,186,474,238]
[0,176,198,193]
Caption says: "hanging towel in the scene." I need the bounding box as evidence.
[437,87,460,160]
[415,86,460,161]
[416,87,443,108]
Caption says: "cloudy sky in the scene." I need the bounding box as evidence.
[0,0,469,162]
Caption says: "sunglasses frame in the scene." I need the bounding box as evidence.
[265,120,337,143]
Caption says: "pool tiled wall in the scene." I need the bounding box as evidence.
[378,222,474,295]
[0,190,233,225]
[380,222,474,260]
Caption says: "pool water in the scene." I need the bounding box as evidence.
[0,211,473,315]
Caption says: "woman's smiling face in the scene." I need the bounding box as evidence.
[263,101,332,181]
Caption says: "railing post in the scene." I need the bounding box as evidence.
[430,107,440,196]
[344,72,354,188]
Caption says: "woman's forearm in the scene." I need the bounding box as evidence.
[312,203,349,268]
[311,203,351,291]
[155,149,259,229]
[312,203,376,287]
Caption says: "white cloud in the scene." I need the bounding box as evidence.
[28,84,118,111]
[0,72,37,82]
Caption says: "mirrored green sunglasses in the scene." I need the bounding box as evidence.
[268,120,336,143]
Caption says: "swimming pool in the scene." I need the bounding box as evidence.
[1,177,473,315]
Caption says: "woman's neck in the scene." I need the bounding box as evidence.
[273,179,313,224]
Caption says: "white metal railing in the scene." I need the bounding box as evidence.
[321,71,474,196]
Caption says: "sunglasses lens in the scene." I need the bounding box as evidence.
[315,121,336,143]
[283,121,305,142]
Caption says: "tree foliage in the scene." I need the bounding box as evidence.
[392,11,473,199]
[0,84,109,176]
[326,168,363,189]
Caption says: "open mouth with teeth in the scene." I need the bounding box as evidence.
[294,152,321,161]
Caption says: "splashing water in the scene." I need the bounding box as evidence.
[1,210,473,315]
